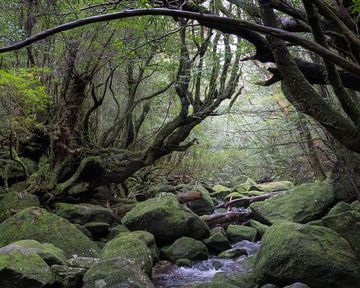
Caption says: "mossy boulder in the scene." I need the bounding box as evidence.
[232,175,259,192]
[119,230,160,263]
[250,182,335,224]
[188,282,239,288]
[257,181,294,192]
[51,265,86,288]
[122,194,210,245]
[0,192,40,222]
[248,220,269,238]
[0,207,100,258]
[6,239,67,265]
[321,210,360,258]
[55,203,115,225]
[203,227,231,253]
[326,201,351,216]
[218,247,247,259]
[83,222,110,239]
[0,243,55,288]
[160,236,209,263]
[67,256,99,269]
[186,184,214,216]
[101,234,153,276]
[213,272,256,288]
[226,225,257,243]
[83,257,154,288]
[212,184,232,193]
[211,185,232,200]
[107,224,130,240]
[255,221,360,288]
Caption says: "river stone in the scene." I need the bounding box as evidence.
[0,207,100,258]
[67,256,100,269]
[122,193,210,245]
[260,285,279,288]
[250,181,335,224]
[0,243,55,288]
[218,247,247,259]
[188,282,239,288]
[213,272,256,288]
[255,221,360,288]
[5,239,67,265]
[160,236,209,263]
[248,219,269,238]
[101,234,153,276]
[284,283,311,288]
[257,181,294,192]
[321,210,360,257]
[51,265,86,288]
[226,224,257,243]
[203,228,231,253]
[0,192,40,222]
[55,203,115,225]
[83,257,154,288]
[83,222,110,238]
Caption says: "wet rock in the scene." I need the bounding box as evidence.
[255,221,360,288]
[260,285,279,288]
[175,258,192,267]
[83,222,110,239]
[226,224,257,243]
[122,194,210,245]
[161,236,209,263]
[218,247,247,259]
[51,265,86,288]
[250,181,335,224]
[0,243,55,288]
[203,227,231,253]
[101,233,153,276]
[0,192,40,222]
[83,257,154,288]
[186,184,215,216]
[284,283,311,288]
[188,282,239,288]
[4,239,67,265]
[55,203,115,225]
[213,272,256,288]
[0,207,100,257]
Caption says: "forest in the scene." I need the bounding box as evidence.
[0,0,360,287]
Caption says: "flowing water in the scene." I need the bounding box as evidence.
[153,240,261,287]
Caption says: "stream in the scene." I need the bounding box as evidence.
[153,204,261,287]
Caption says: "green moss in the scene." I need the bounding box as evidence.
[0,192,39,222]
[250,181,335,224]
[248,220,269,238]
[203,228,231,253]
[255,221,360,288]
[213,272,256,288]
[257,181,294,192]
[186,184,214,216]
[122,194,210,245]
[326,201,351,216]
[0,244,55,287]
[189,281,239,288]
[0,207,100,258]
[83,257,153,288]
[102,235,153,276]
[161,236,208,263]
[226,225,257,243]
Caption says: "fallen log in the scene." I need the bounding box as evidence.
[217,192,279,209]
[201,211,251,227]
[177,191,203,203]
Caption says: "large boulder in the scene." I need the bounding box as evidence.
[0,192,40,222]
[203,227,231,253]
[250,182,335,224]
[122,194,210,245]
[55,203,115,225]
[0,243,55,288]
[101,234,153,276]
[255,221,360,288]
[0,207,100,258]
[186,184,215,216]
[83,257,154,288]
[226,225,257,243]
[257,181,294,192]
[160,236,208,263]
[321,210,360,257]
[51,265,86,288]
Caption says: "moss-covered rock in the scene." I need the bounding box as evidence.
[218,247,247,259]
[119,230,160,264]
[248,219,269,238]
[257,181,294,192]
[67,256,99,269]
[160,237,208,263]
[213,272,256,288]
[83,257,154,288]
[203,227,231,253]
[212,184,232,193]
[107,224,130,240]
[186,184,215,216]
[175,258,192,267]
[0,243,55,288]
[255,221,360,288]
[250,182,335,224]
[101,234,153,276]
[6,239,67,265]
[226,225,257,243]
[326,201,351,216]
[0,192,39,222]
[283,283,310,288]
[122,194,210,245]
[188,282,239,288]
[83,222,110,239]
[0,207,100,258]
[233,175,259,192]
[321,210,360,258]
[55,203,115,225]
